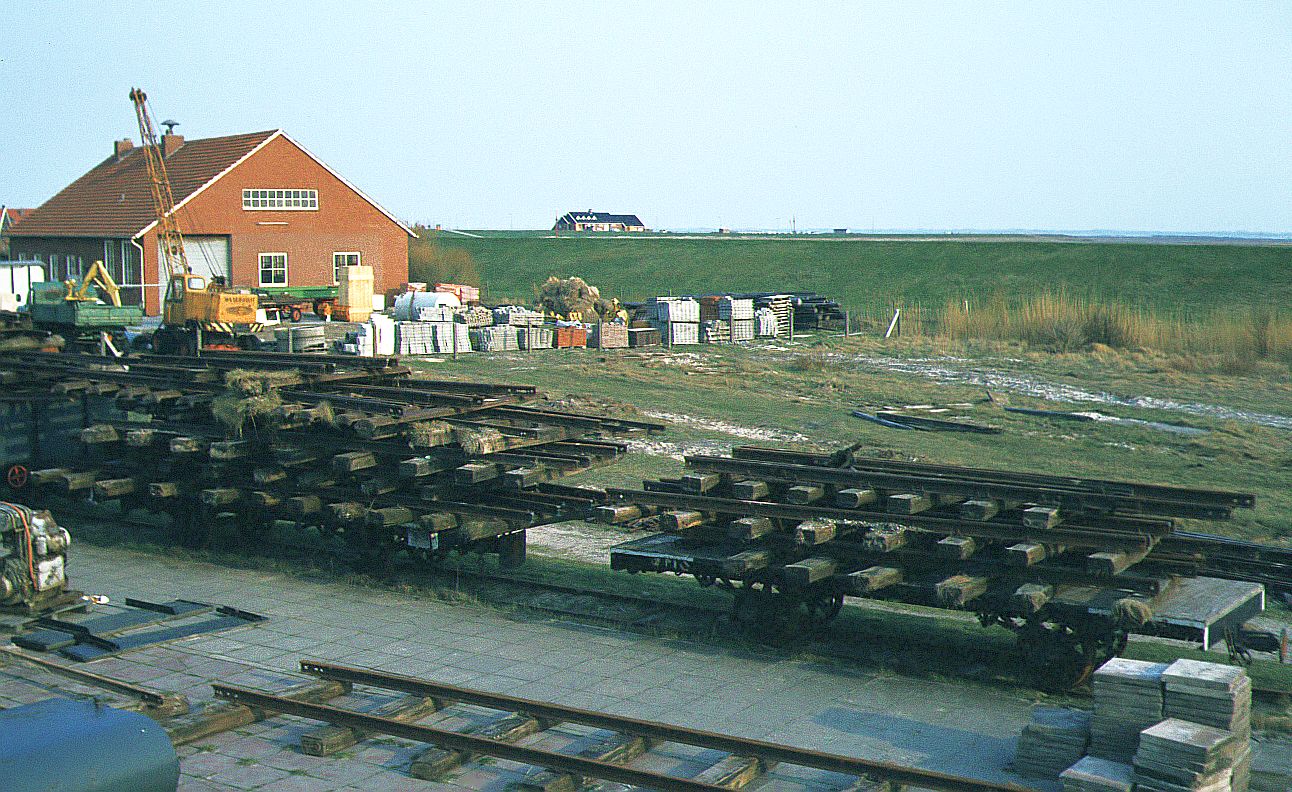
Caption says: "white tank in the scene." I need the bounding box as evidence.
[392,290,460,321]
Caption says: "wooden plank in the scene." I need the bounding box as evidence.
[1005,542,1062,567]
[679,473,721,494]
[285,495,322,517]
[594,504,643,524]
[200,488,241,507]
[660,510,707,532]
[60,470,98,492]
[148,482,181,499]
[29,468,70,486]
[367,506,416,527]
[693,755,766,789]
[253,467,287,486]
[846,566,902,594]
[80,424,119,445]
[936,536,976,560]
[93,478,137,499]
[960,499,1000,521]
[1087,548,1150,577]
[795,519,837,545]
[786,484,825,505]
[720,549,771,576]
[727,516,774,540]
[1023,506,1061,529]
[935,574,990,608]
[455,462,500,484]
[835,487,877,508]
[862,528,909,553]
[125,429,157,447]
[783,557,837,586]
[326,502,368,526]
[887,493,933,514]
[301,696,439,756]
[1010,583,1053,614]
[333,451,378,474]
[169,436,205,455]
[166,680,348,747]
[210,441,251,460]
[730,479,770,500]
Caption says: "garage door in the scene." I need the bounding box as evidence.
[159,236,231,307]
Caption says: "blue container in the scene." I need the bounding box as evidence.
[0,698,179,792]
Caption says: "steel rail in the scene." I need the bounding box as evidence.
[687,455,1237,520]
[296,661,1034,792]
[2,646,171,708]
[212,685,733,792]
[729,446,1254,509]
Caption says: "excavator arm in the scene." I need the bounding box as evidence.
[62,260,123,307]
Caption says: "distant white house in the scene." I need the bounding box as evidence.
[553,211,646,233]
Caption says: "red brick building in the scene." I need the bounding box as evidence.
[8,130,414,314]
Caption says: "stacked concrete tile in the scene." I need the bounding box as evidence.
[470,326,519,352]
[1163,659,1251,739]
[1015,706,1091,779]
[1134,718,1245,792]
[1089,658,1168,762]
[1060,755,1135,792]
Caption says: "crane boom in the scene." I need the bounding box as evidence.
[128,87,188,281]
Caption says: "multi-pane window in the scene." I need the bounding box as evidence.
[104,240,143,305]
[242,189,318,210]
[332,252,360,285]
[259,253,287,286]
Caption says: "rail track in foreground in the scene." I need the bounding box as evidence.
[211,659,1035,792]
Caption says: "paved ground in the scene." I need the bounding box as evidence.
[5,543,1287,791]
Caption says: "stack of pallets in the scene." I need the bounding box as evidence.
[589,323,628,349]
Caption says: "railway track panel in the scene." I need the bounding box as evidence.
[204,659,1034,792]
[603,447,1274,687]
[0,351,659,566]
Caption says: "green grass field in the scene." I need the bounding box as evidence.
[411,232,1292,317]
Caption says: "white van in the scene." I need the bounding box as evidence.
[0,260,47,312]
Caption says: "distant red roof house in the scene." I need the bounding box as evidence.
[8,129,414,314]
[0,206,32,234]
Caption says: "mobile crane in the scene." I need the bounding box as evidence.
[129,88,260,354]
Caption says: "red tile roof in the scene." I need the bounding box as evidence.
[0,207,33,231]
[9,130,278,238]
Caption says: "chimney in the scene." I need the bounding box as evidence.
[114,138,134,160]
[161,133,185,157]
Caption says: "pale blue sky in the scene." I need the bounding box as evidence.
[2,2,1289,232]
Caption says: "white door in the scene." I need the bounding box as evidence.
[159,236,231,309]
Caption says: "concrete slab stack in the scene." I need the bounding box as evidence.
[1163,659,1251,739]
[1060,755,1135,792]
[517,327,554,350]
[1133,718,1245,792]
[1089,658,1168,762]
[492,306,545,327]
[1015,707,1092,779]
[470,326,520,352]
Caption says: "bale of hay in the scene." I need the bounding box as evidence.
[210,389,282,436]
[1113,597,1154,627]
[453,426,508,456]
[538,276,603,317]
[223,368,302,395]
[406,421,455,448]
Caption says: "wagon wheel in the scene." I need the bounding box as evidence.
[732,582,770,627]
[1017,623,1090,692]
[5,464,29,490]
[290,306,304,323]
[803,589,845,629]
[314,301,333,320]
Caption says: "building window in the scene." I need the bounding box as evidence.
[332,251,360,285]
[242,189,318,210]
[259,253,287,286]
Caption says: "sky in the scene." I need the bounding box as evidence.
[1,2,1290,233]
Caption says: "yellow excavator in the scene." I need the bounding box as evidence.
[129,88,259,355]
[61,260,124,306]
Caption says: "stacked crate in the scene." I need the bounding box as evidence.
[700,320,730,344]
[517,327,554,350]
[627,327,661,347]
[648,297,700,346]
[589,323,628,349]
[720,297,755,342]
[394,322,436,355]
[554,326,588,348]
[756,294,794,337]
[492,306,545,327]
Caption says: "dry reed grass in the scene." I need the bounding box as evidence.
[872,292,1292,368]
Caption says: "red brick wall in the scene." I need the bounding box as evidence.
[140,134,409,314]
